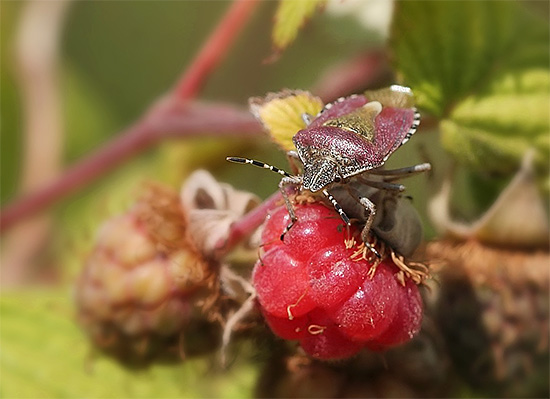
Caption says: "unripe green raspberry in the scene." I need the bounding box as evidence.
[75,183,214,365]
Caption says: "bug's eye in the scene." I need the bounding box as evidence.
[334,176,342,182]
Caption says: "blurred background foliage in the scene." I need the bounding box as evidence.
[1,1,548,397]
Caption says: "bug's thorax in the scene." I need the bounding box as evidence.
[294,99,383,192]
[300,157,343,193]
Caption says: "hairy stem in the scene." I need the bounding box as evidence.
[0,101,261,233]
[215,191,282,257]
[1,0,260,233]
[175,0,259,100]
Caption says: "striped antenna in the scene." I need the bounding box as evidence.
[226,157,293,178]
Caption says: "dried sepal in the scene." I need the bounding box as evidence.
[429,150,549,248]
[249,90,324,151]
[180,170,260,257]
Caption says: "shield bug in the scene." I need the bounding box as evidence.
[228,86,430,253]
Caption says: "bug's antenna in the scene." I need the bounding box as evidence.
[226,157,293,178]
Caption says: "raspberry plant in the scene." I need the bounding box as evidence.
[1,1,548,398]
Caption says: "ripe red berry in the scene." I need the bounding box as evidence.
[366,278,423,350]
[254,201,423,360]
[332,261,400,341]
[298,309,363,360]
[253,248,316,318]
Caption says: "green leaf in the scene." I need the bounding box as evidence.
[1,291,258,398]
[272,0,325,51]
[391,1,550,175]
[249,90,324,151]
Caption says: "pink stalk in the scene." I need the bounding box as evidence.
[175,0,259,100]
[1,0,260,233]
[215,191,283,257]
[0,102,261,232]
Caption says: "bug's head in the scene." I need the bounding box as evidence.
[302,159,339,192]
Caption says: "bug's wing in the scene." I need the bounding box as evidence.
[373,106,420,164]
[364,85,416,109]
[249,90,324,152]
[309,94,369,128]
[362,85,420,161]
[294,87,420,181]
[316,106,420,178]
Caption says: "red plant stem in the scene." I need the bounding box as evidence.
[0,101,261,233]
[175,0,259,100]
[1,0,260,234]
[215,190,283,257]
[1,124,151,233]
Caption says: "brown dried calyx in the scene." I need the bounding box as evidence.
[425,150,549,396]
[180,169,260,258]
[180,170,264,361]
[429,149,549,249]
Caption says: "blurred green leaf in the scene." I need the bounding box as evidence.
[1,291,258,398]
[272,0,325,51]
[391,1,550,175]
[63,63,119,163]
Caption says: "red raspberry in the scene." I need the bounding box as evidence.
[298,308,364,360]
[365,277,423,350]
[253,249,316,318]
[307,246,370,310]
[253,201,423,360]
[261,307,310,340]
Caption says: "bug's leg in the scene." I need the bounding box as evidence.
[358,196,381,259]
[322,188,354,244]
[358,177,406,192]
[368,163,432,182]
[279,175,302,239]
[322,189,350,226]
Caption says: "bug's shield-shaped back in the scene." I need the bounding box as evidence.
[294,87,420,190]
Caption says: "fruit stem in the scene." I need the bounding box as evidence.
[214,191,282,257]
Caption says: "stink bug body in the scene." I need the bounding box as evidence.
[228,86,430,254]
[294,90,420,193]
